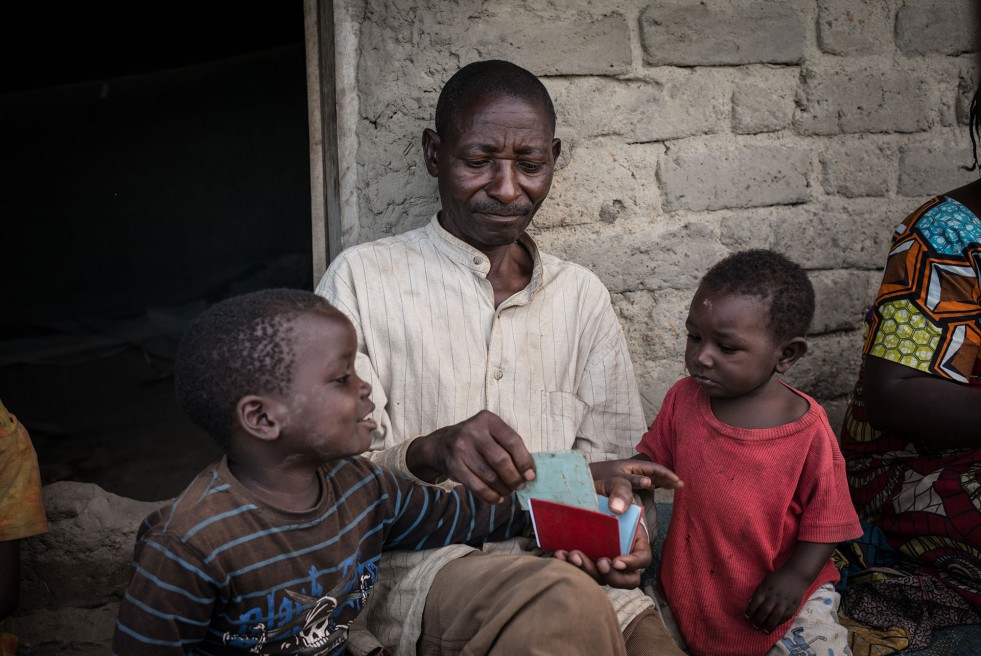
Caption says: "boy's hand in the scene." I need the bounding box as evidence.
[744,566,809,633]
[589,458,683,492]
[553,525,652,589]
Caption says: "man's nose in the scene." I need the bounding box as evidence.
[486,162,521,204]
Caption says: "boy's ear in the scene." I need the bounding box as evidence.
[773,336,808,375]
[236,395,283,442]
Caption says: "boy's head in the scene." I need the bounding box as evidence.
[685,250,813,398]
[175,289,375,460]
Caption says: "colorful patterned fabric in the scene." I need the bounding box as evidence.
[839,196,981,610]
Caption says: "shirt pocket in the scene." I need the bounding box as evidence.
[540,390,588,452]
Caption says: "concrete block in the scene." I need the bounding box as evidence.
[816,0,893,56]
[732,68,799,134]
[898,142,979,197]
[784,330,865,400]
[957,72,976,126]
[796,65,933,135]
[660,143,810,212]
[546,70,728,143]
[542,221,728,294]
[463,12,632,75]
[896,0,979,56]
[718,198,912,269]
[820,140,892,197]
[536,140,663,229]
[640,0,806,66]
[809,269,882,334]
[616,288,692,364]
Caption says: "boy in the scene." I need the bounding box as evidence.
[112,289,634,655]
[636,250,862,656]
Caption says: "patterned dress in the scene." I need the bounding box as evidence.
[840,195,981,608]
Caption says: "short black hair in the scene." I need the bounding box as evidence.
[698,249,815,342]
[434,59,556,136]
[174,289,338,450]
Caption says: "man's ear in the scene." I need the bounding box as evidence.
[551,137,561,163]
[236,395,282,442]
[422,128,440,177]
[774,337,808,375]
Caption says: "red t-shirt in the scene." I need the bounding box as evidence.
[638,377,861,656]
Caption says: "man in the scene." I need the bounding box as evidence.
[317,60,683,655]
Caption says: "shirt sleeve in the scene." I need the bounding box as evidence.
[795,424,863,544]
[316,252,409,475]
[863,198,981,383]
[377,468,528,552]
[0,405,48,542]
[112,516,217,655]
[572,290,648,462]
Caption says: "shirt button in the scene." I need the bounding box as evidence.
[493,370,504,380]
[473,256,481,264]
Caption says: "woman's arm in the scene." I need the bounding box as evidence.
[863,356,981,449]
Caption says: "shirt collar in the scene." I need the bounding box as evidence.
[424,213,544,299]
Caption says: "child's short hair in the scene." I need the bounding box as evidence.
[174,289,337,449]
[699,249,815,342]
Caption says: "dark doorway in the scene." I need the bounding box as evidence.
[1,2,312,500]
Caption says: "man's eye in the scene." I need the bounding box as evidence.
[464,159,489,168]
[519,161,544,173]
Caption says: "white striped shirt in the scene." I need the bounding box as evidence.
[316,214,650,653]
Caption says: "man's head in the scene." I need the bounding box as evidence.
[175,289,375,458]
[423,60,561,251]
[684,250,813,398]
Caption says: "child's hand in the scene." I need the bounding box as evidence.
[553,526,652,589]
[744,567,809,633]
[589,458,683,492]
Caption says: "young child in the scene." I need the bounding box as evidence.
[112,288,633,655]
[637,250,862,656]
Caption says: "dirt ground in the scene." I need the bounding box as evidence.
[0,347,220,503]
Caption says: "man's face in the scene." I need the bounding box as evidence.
[423,92,561,251]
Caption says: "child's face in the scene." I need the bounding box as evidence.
[684,288,784,399]
[277,311,377,462]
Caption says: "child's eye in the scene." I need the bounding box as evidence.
[719,345,737,354]
[334,374,351,384]
[686,333,700,342]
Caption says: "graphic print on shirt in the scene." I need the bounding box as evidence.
[779,626,827,656]
[222,558,378,654]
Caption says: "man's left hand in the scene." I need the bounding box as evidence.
[552,525,652,589]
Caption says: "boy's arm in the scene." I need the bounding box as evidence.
[744,541,836,633]
[112,532,216,654]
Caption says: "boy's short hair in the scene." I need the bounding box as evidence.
[699,249,815,342]
[174,289,337,449]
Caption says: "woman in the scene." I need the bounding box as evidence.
[838,87,981,650]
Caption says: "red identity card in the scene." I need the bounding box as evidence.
[528,495,642,562]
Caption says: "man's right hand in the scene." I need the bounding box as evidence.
[406,410,536,504]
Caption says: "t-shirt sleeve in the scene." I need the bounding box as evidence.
[796,425,863,544]
[0,406,48,542]
[112,518,217,655]
[378,468,527,551]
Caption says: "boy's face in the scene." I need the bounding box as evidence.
[684,288,785,400]
[277,311,377,462]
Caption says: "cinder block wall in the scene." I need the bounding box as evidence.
[337,0,979,429]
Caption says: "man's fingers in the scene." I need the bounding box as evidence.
[486,416,536,481]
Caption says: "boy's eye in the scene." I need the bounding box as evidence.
[334,374,351,384]
[718,345,737,354]
[686,333,700,342]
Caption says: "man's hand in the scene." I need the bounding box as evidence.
[589,457,683,492]
[406,410,535,504]
[552,476,651,588]
[744,566,809,633]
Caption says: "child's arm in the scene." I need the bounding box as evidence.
[744,541,836,633]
